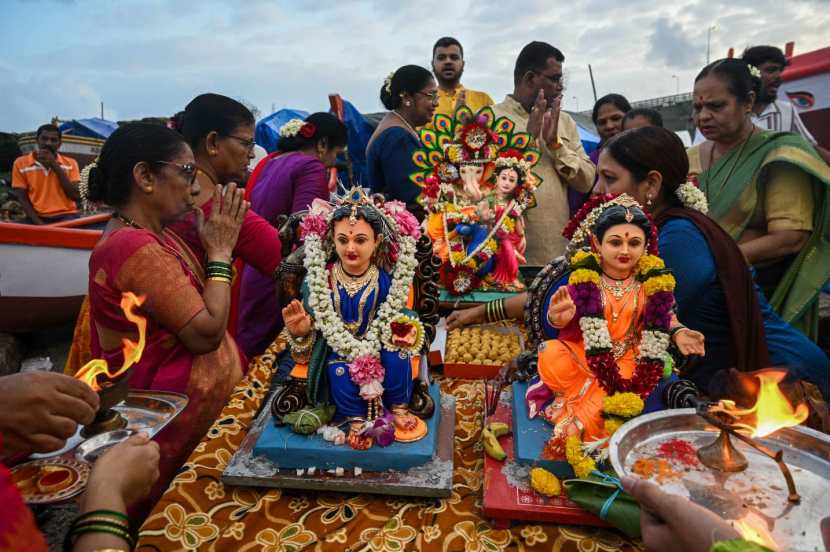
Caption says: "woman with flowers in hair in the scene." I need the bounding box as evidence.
[367,65,438,220]
[689,58,830,339]
[281,187,427,450]
[237,112,348,358]
[528,194,704,457]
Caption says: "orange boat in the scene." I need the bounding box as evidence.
[0,214,107,333]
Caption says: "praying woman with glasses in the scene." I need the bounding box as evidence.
[367,65,438,221]
[66,94,283,379]
[166,94,283,302]
[82,122,249,522]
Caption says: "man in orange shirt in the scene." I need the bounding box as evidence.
[11,124,81,224]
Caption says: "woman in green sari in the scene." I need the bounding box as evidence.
[688,58,830,338]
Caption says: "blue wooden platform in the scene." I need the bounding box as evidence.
[253,383,441,472]
[510,381,575,479]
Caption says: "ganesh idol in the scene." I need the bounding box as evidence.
[281,187,427,450]
[411,106,542,295]
[525,194,705,465]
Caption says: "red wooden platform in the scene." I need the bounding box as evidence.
[482,395,609,529]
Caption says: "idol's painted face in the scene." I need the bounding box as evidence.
[596,223,646,276]
[495,168,519,196]
[333,217,380,275]
[459,164,484,183]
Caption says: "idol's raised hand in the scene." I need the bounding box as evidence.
[547,286,576,328]
[282,299,312,337]
[673,328,706,357]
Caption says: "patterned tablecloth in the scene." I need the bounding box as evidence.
[136,340,641,551]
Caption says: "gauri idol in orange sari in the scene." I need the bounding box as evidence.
[527,194,705,470]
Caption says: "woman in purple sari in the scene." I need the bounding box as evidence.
[237,113,347,358]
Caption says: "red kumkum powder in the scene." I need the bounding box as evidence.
[657,438,699,466]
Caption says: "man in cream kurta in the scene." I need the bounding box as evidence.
[493,42,595,265]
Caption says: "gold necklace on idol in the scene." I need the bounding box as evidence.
[600,273,637,300]
[334,262,378,298]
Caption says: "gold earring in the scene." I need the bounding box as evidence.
[646,195,653,208]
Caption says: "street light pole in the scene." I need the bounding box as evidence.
[672,74,679,95]
[706,25,718,64]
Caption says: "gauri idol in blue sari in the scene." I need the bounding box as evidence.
[282,188,428,450]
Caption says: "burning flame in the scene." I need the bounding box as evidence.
[713,370,809,438]
[733,512,778,550]
[75,292,147,392]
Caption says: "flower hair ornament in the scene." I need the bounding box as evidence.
[78,158,98,210]
[384,71,395,95]
[279,119,306,138]
[746,64,762,79]
[298,185,424,407]
[676,179,708,214]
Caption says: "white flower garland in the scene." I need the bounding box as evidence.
[638,330,671,361]
[579,316,613,351]
[675,182,708,214]
[279,119,306,138]
[303,233,419,362]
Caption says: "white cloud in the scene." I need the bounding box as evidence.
[2,0,829,131]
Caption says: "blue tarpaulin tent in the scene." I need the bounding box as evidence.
[577,126,600,154]
[255,109,310,153]
[254,101,373,188]
[59,118,118,139]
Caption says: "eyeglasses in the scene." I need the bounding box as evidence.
[157,161,198,184]
[416,91,440,103]
[226,134,256,152]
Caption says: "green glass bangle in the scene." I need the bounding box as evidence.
[73,516,130,531]
[78,509,130,522]
[206,266,233,274]
[206,261,232,270]
[70,524,134,547]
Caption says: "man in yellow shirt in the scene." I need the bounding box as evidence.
[493,41,595,265]
[431,37,494,117]
[11,124,81,224]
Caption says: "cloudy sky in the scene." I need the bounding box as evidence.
[3,0,829,132]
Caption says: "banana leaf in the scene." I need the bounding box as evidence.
[562,475,641,538]
[282,405,336,435]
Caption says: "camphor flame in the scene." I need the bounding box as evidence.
[733,511,778,550]
[712,369,809,438]
[75,292,147,392]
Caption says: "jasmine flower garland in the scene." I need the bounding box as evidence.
[302,201,421,395]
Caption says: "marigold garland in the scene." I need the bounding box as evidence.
[565,221,675,399]
[565,435,597,479]
[602,392,645,418]
[603,417,625,436]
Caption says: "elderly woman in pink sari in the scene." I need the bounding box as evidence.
[83,123,248,520]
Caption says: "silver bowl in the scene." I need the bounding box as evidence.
[609,408,830,551]
[75,429,135,464]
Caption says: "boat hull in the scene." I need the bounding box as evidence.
[0,216,105,333]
